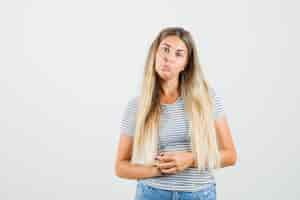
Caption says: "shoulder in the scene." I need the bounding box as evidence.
[208,86,224,99]
[123,95,140,116]
[126,96,139,110]
[120,96,140,137]
[208,86,217,99]
[208,86,226,119]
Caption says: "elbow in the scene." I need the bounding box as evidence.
[115,162,122,178]
[115,160,129,178]
[230,150,238,166]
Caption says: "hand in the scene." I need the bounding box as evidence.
[151,165,163,177]
[154,151,194,175]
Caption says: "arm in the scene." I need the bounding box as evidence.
[190,116,237,168]
[156,116,237,172]
[115,134,162,179]
[215,116,237,167]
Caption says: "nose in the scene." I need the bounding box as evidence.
[163,53,176,63]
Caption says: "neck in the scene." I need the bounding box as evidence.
[160,77,180,97]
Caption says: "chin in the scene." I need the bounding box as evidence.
[159,75,171,81]
[156,70,171,80]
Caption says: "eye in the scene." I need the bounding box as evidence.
[162,47,169,53]
[176,53,183,57]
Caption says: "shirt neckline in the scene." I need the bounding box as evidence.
[160,95,183,106]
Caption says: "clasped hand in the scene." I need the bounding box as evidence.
[154,151,194,175]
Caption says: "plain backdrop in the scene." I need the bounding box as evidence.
[0,0,299,199]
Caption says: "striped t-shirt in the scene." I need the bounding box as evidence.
[119,87,226,192]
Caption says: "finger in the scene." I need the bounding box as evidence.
[155,155,173,162]
[155,155,162,161]
[161,167,177,174]
[158,161,176,169]
[153,160,160,167]
[161,152,174,156]
[161,156,174,162]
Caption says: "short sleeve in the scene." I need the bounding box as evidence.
[209,87,226,120]
[119,97,138,137]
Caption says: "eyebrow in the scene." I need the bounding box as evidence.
[161,42,185,52]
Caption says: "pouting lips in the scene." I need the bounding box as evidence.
[162,65,170,71]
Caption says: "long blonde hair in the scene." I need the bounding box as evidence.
[131,27,221,171]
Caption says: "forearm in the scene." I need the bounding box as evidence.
[190,149,237,168]
[218,149,237,167]
[115,160,162,180]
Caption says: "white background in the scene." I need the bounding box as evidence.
[0,0,299,199]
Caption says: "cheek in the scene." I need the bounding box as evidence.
[155,57,164,71]
[178,59,188,70]
[155,55,163,65]
[176,61,186,71]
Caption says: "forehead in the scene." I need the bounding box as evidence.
[159,36,187,51]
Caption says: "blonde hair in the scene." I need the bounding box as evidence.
[131,27,221,171]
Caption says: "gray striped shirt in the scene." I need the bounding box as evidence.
[119,87,226,192]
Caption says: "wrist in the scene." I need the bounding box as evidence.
[189,152,196,167]
[152,166,162,177]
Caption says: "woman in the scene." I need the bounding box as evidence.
[115,27,237,200]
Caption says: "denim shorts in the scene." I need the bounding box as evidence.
[134,181,216,200]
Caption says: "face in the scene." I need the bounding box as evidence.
[155,36,189,81]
